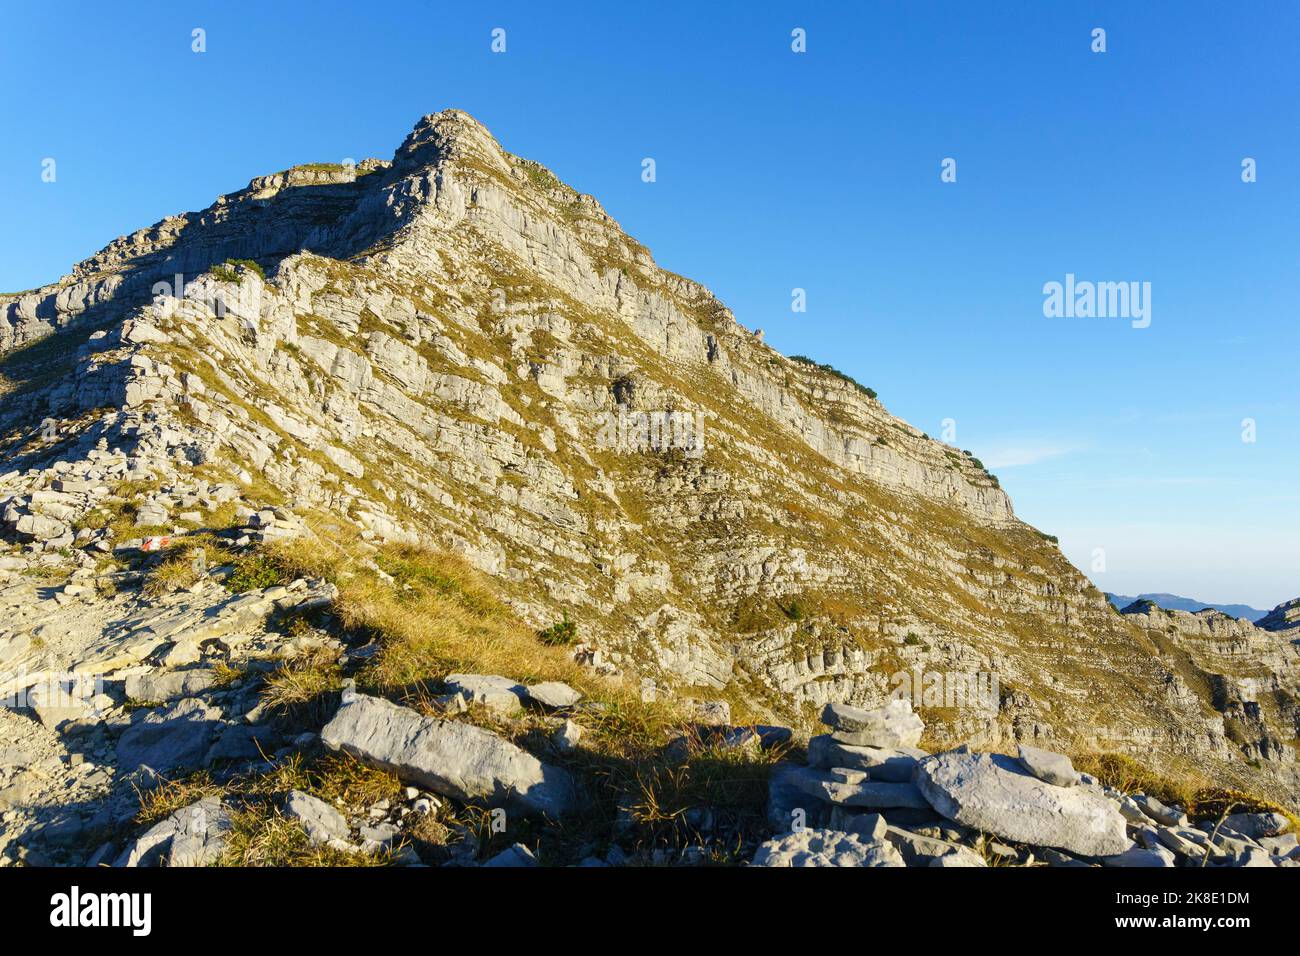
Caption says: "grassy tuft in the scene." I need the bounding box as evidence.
[134,771,224,826]
[217,808,389,867]
[142,554,203,597]
[225,553,291,592]
[374,545,501,617]
[261,648,344,717]
[1072,751,1201,808]
[537,613,577,646]
[626,737,790,861]
[210,258,266,283]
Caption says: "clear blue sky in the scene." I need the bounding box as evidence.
[2,1,1297,608]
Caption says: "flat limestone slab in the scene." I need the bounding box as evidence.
[807,734,923,781]
[321,692,575,818]
[285,789,349,845]
[787,766,930,809]
[525,681,582,709]
[751,828,905,867]
[443,674,527,713]
[915,751,1130,858]
[754,832,904,868]
[821,699,924,749]
[1017,743,1080,787]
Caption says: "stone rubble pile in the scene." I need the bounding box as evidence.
[755,699,1299,868]
[0,437,310,589]
[0,551,342,866]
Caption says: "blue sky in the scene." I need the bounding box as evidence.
[2,1,1297,608]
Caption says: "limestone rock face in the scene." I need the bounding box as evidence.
[1,106,1298,809]
[914,751,1131,858]
[1257,598,1300,636]
[115,699,224,772]
[1117,598,1300,781]
[123,668,216,703]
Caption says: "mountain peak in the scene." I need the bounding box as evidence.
[3,111,1297,818]
[393,109,510,173]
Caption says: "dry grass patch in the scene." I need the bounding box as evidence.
[1187,787,1300,831]
[260,648,344,718]
[621,735,791,863]
[1071,750,1298,826]
[143,533,239,596]
[142,554,203,597]
[134,771,224,826]
[225,532,347,593]
[223,753,401,819]
[209,658,251,689]
[154,533,763,864]
[129,753,405,867]
[217,809,390,867]
[1072,751,1202,808]
[21,563,69,584]
[336,543,594,697]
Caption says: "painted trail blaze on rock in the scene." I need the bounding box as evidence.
[321,692,576,818]
[914,750,1131,858]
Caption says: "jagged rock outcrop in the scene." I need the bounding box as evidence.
[2,107,1297,822]
[1117,599,1300,781]
[1258,598,1300,637]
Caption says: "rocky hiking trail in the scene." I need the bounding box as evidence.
[1,108,1298,868]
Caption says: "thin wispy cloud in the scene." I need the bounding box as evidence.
[982,442,1080,469]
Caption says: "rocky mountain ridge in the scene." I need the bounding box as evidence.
[1,110,1297,863]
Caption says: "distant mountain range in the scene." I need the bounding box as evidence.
[1105,592,1268,622]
